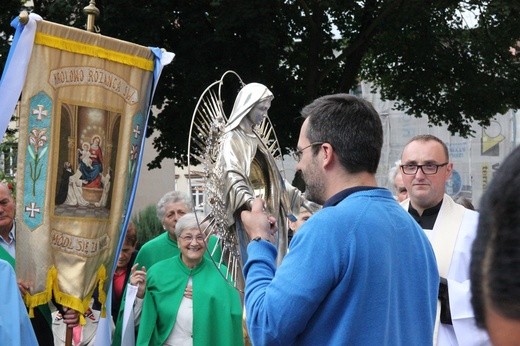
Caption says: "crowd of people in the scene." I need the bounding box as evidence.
[3,90,520,346]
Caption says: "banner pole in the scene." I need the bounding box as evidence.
[62,5,100,345]
[19,10,29,25]
[65,328,73,346]
[83,0,100,33]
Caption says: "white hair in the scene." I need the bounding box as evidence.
[387,160,402,187]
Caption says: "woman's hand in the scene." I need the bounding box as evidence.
[130,263,147,298]
[184,285,193,299]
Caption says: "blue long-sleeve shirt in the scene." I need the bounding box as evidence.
[244,187,439,345]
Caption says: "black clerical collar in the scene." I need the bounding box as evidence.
[408,200,443,230]
[323,186,382,208]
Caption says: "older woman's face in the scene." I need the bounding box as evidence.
[163,201,189,238]
[178,227,206,264]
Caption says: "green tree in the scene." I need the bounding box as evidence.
[0,0,24,72]
[0,0,27,139]
[4,1,520,169]
[131,204,163,249]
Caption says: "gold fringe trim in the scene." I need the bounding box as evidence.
[22,265,109,325]
[96,265,108,318]
[23,267,55,318]
[34,32,154,71]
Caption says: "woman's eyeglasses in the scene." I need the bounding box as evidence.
[179,235,205,243]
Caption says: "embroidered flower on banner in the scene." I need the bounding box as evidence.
[130,144,138,161]
[28,128,48,196]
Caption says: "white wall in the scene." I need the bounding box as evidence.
[131,130,176,215]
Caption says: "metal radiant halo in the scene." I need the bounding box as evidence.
[187,71,285,291]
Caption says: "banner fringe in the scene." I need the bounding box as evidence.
[22,265,108,325]
[96,264,108,318]
[23,266,55,317]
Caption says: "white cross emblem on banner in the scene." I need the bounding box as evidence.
[133,125,141,138]
[25,202,41,218]
[32,105,48,120]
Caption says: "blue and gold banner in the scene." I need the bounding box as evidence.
[10,17,172,319]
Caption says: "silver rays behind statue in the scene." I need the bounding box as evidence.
[188,71,286,292]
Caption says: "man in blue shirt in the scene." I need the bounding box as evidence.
[241,94,439,345]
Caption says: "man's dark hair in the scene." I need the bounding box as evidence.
[404,134,450,161]
[471,145,520,328]
[301,94,383,173]
[125,221,138,247]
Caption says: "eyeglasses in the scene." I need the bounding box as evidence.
[292,142,324,162]
[179,234,205,243]
[400,162,449,175]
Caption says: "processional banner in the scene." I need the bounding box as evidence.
[10,15,170,318]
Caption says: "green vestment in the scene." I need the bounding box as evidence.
[112,232,223,345]
[134,232,222,271]
[0,245,15,267]
[136,255,244,346]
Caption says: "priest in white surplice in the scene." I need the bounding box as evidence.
[399,134,490,346]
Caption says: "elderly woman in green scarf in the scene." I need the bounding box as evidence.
[136,213,243,346]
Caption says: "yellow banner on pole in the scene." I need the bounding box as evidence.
[15,19,156,317]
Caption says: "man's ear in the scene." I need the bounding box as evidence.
[445,162,454,180]
[321,143,334,168]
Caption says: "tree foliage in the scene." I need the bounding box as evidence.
[131,204,163,249]
[0,0,22,58]
[2,0,519,169]
[365,1,520,134]
[0,0,26,139]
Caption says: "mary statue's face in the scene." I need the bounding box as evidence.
[247,99,272,125]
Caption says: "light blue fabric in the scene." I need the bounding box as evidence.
[0,259,38,345]
[244,188,439,345]
[0,13,41,140]
[95,46,174,346]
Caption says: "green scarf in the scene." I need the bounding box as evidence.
[137,255,244,346]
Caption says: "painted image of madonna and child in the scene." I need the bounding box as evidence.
[78,135,103,188]
[55,135,111,210]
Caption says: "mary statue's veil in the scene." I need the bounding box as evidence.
[187,73,318,296]
[224,82,273,133]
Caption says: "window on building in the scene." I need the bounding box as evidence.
[189,176,206,213]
